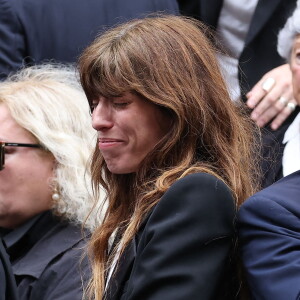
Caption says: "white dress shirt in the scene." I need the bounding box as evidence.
[216,0,258,101]
[282,112,300,176]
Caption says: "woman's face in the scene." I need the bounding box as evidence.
[290,34,300,104]
[92,92,170,174]
[0,104,54,229]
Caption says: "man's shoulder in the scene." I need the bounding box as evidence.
[240,171,300,221]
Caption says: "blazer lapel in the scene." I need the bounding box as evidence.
[245,0,281,46]
[104,212,152,300]
[105,237,137,300]
[200,0,223,28]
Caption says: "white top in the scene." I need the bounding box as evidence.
[282,112,300,176]
[216,0,258,101]
[105,230,119,291]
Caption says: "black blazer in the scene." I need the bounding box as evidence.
[0,0,179,79]
[105,173,237,300]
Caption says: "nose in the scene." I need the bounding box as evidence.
[92,98,114,131]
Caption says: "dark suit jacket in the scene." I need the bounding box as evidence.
[177,0,296,93]
[0,0,179,79]
[1,211,90,300]
[177,0,298,188]
[0,238,18,300]
[238,170,300,300]
[106,173,237,300]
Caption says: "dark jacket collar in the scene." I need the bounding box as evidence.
[1,211,86,279]
[1,213,42,252]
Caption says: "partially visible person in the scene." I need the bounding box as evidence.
[0,0,179,80]
[239,3,300,298]
[79,15,259,300]
[0,238,18,300]
[278,2,300,178]
[0,64,102,299]
[177,0,299,187]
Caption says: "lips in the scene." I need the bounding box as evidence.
[98,138,124,149]
[98,138,124,142]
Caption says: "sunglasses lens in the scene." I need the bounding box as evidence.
[0,143,4,170]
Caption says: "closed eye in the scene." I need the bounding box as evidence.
[90,101,99,113]
[4,147,15,154]
[113,102,129,108]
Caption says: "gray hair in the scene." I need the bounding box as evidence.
[278,0,300,60]
[0,64,104,231]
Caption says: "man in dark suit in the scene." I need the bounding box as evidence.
[238,171,300,299]
[0,0,179,79]
[177,0,299,187]
[238,4,300,297]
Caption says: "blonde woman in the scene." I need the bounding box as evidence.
[0,64,103,299]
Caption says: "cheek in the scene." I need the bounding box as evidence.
[292,66,300,103]
[152,112,170,142]
[1,153,53,201]
[0,163,51,196]
[294,68,300,82]
[0,152,54,227]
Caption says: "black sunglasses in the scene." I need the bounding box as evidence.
[0,141,43,171]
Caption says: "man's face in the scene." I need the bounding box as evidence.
[0,104,54,229]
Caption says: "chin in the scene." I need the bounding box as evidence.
[107,164,137,174]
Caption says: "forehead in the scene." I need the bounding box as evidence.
[0,104,32,142]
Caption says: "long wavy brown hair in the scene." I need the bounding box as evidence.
[79,15,260,300]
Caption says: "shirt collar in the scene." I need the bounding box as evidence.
[283,112,300,144]
[2,211,87,279]
[1,213,43,250]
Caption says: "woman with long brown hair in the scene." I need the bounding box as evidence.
[79,15,258,300]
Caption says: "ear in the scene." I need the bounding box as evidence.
[51,157,58,172]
